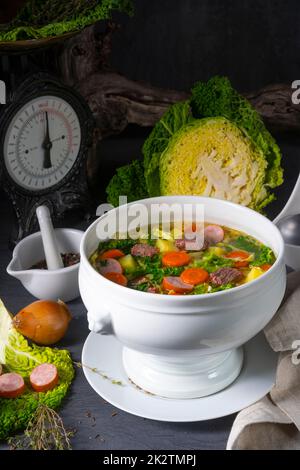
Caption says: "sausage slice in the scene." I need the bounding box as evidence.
[0,372,25,398]
[162,276,194,294]
[97,258,123,275]
[30,363,59,392]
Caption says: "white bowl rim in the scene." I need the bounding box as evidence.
[7,228,84,275]
[80,196,285,300]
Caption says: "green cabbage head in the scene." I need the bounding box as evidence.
[143,77,283,212]
[159,117,270,211]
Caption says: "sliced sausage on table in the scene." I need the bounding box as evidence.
[0,372,25,398]
[131,244,158,257]
[30,363,59,392]
[210,267,243,286]
[97,258,123,275]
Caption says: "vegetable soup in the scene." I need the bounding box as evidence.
[89,223,276,295]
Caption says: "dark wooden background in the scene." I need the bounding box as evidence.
[111,0,299,92]
[99,0,300,199]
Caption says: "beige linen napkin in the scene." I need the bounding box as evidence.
[227,271,300,450]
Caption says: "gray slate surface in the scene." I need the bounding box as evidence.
[0,198,235,450]
[0,135,298,450]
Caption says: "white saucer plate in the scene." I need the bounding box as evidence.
[82,332,277,422]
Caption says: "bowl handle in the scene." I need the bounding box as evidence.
[87,308,111,333]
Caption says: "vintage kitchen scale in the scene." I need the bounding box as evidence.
[0,37,94,245]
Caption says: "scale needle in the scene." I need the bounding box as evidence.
[42,112,52,169]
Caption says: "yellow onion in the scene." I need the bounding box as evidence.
[13,300,71,345]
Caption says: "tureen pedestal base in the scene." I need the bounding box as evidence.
[123,347,243,399]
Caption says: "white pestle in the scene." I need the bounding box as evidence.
[36,205,64,270]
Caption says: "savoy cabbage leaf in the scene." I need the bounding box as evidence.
[0,300,74,440]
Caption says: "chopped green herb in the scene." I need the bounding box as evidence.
[134,255,184,284]
[192,284,209,295]
[193,252,234,273]
[251,246,275,266]
[135,282,150,292]
[229,235,275,266]
[209,283,234,293]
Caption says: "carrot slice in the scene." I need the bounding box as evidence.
[162,251,190,267]
[233,261,249,268]
[104,272,128,286]
[180,267,209,285]
[225,250,249,260]
[225,250,250,268]
[261,264,272,271]
[100,249,125,260]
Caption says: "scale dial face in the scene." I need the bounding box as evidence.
[3,95,81,191]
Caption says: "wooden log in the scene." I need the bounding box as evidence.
[59,23,188,182]
[245,84,300,133]
[60,24,300,137]
[58,23,300,185]
[60,22,188,139]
